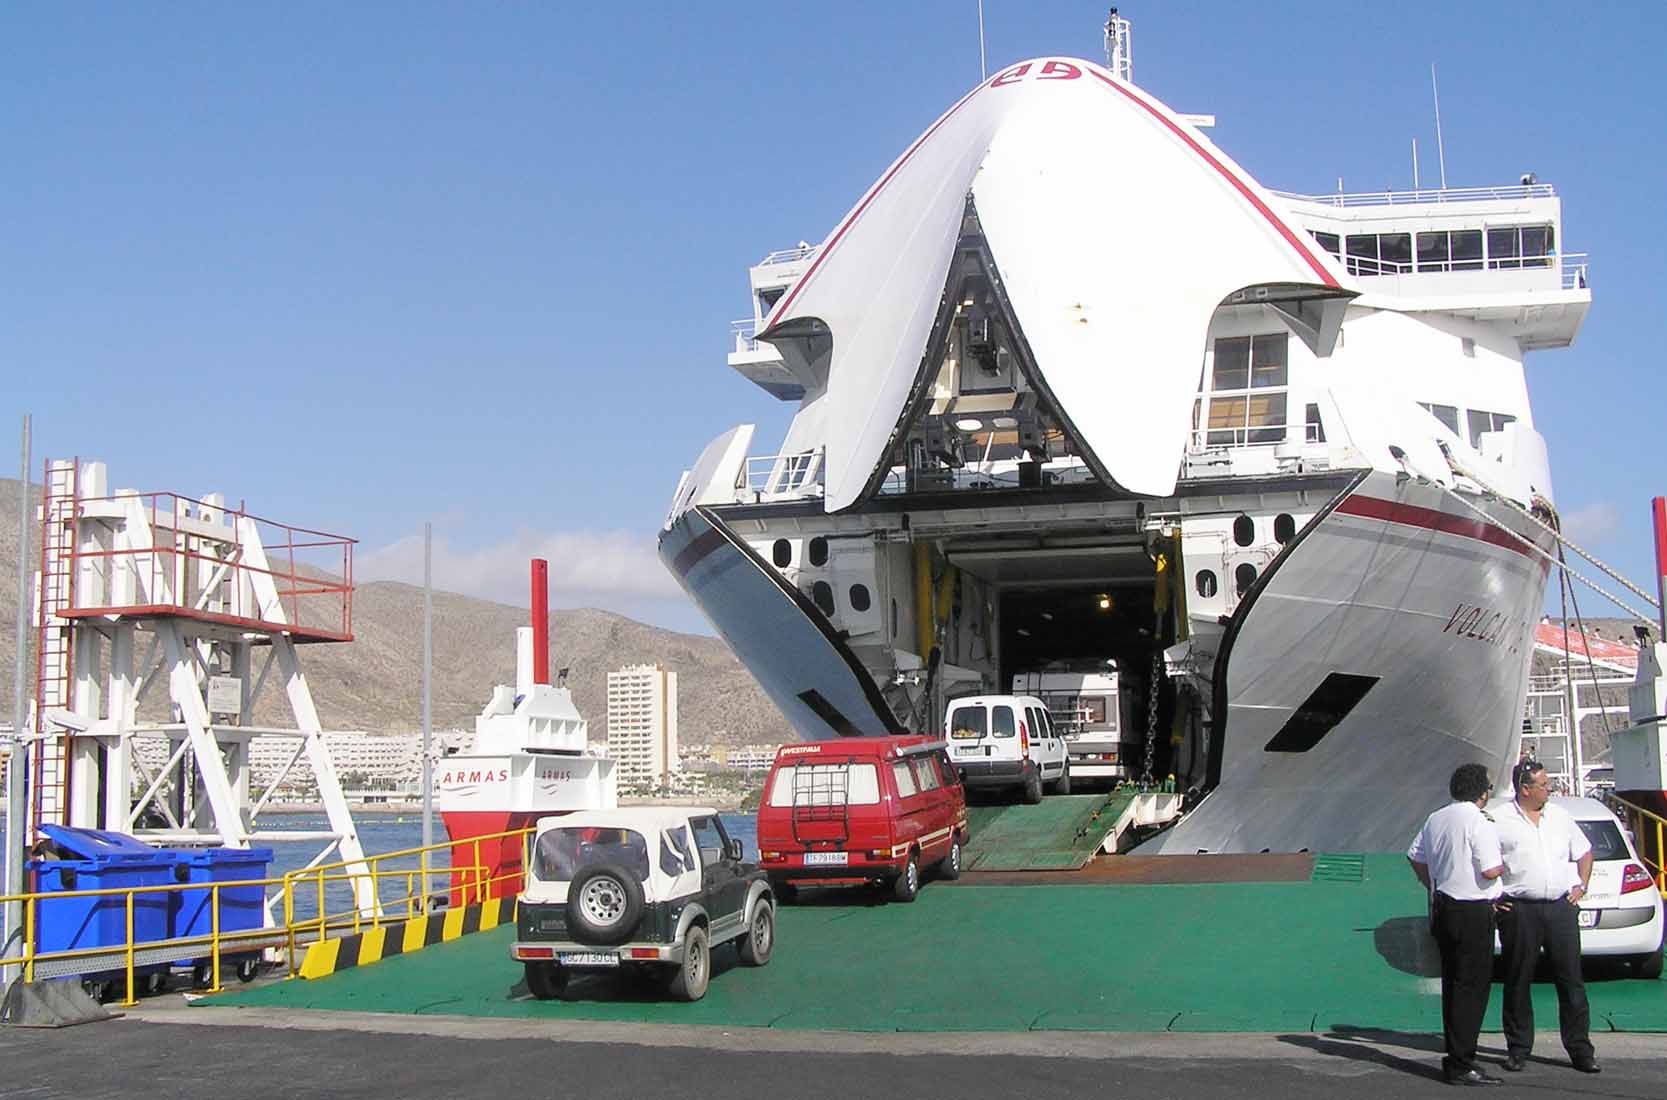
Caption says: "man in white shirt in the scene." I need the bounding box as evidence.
[1408,762,1506,1087]
[1494,760,1599,1075]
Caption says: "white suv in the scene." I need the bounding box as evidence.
[944,694,1070,803]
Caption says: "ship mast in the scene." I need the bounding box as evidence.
[1103,7,1132,82]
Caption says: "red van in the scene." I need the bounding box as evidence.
[755,736,969,903]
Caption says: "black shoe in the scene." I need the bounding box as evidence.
[1445,1067,1504,1086]
[1501,1054,1528,1072]
[1571,1057,1601,1074]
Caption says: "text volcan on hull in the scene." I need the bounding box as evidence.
[659,35,1586,854]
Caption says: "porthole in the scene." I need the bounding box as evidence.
[1233,515,1255,547]
[1195,570,1218,598]
[808,536,829,567]
[850,584,872,613]
[771,538,791,568]
[1273,513,1296,545]
[1234,562,1258,596]
[812,580,835,616]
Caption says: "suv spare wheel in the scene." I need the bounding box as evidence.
[566,864,645,946]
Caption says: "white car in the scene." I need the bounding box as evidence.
[1490,795,1663,978]
[945,693,1070,803]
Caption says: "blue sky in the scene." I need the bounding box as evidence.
[4,2,1663,634]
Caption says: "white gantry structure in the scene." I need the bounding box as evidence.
[30,458,375,911]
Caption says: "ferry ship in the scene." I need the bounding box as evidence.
[658,26,1590,854]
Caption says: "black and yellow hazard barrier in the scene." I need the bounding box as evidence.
[299,896,516,979]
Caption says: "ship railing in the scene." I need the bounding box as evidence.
[742,447,826,500]
[759,244,820,265]
[1271,183,1557,207]
[0,827,534,1002]
[731,318,765,353]
[1604,793,1667,894]
[1560,253,1590,290]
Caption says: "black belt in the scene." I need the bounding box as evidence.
[1435,893,1495,905]
[1507,896,1571,904]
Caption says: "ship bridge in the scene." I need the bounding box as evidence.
[1272,183,1591,350]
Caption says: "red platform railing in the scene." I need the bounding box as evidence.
[55,490,355,642]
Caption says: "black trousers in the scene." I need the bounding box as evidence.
[1499,896,1593,1060]
[1432,894,1495,1072]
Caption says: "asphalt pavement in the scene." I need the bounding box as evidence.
[0,1006,1661,1100]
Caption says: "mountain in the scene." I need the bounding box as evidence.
[0,478,787,747]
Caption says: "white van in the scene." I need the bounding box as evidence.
[944,694,1070,803]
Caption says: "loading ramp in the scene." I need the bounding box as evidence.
[962,789,1181,871]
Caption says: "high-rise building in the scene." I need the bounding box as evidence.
[606,664,679,789]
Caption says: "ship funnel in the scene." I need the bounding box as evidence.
[531,558,550,686]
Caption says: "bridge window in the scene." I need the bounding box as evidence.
[1345,232,1412,276]
[1205,334,1289,446]
[1416,229,1484,272]
[1419,402,1461,435]
[1488,224,1554,270]
[1309,230,1340,259]
[1466,409,1517,448]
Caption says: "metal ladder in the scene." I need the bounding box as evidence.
[789,761,850,845]
[31,458,80,831]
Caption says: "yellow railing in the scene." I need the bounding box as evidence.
[1607,792,1667,892]
[278,827,534,970]
[0,875,286,1006]
[0,827,537,1007]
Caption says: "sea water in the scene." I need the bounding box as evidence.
[0,811,757,928]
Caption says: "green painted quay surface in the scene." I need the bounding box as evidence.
[209,854,1667,1033]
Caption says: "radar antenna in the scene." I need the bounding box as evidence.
[1103,7,1132,82]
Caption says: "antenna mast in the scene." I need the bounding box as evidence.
[977,0,987,80]
[1431,63,1448,189]
[1104,7,1132,82]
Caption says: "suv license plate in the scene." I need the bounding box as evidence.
[804,851,848,866]
[559,952,620,967]
[1577,909,1598,929]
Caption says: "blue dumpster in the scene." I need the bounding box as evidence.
[170,846,273,977]
[27,825,174,996]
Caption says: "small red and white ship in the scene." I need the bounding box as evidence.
[437,560,616,900]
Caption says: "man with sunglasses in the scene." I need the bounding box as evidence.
[1408,762,1506,1086]
[1493,760,1599,1075]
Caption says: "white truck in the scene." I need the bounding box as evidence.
[1010,667,1141,783]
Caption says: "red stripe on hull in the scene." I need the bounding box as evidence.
[1334,495,1538,560]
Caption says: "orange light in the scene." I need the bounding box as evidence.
[516,946,554,960]
[628,948,660,960]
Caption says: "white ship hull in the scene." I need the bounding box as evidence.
[659,469,1554,854]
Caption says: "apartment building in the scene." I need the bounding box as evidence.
[606,664,679,789]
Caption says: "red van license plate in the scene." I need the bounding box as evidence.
[804,852,849,866]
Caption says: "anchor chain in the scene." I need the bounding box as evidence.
[1142,642,1162,787]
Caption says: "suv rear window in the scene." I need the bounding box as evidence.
[767,762,881,807]
[534,827,651,883]
[1575,818,1630,862]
